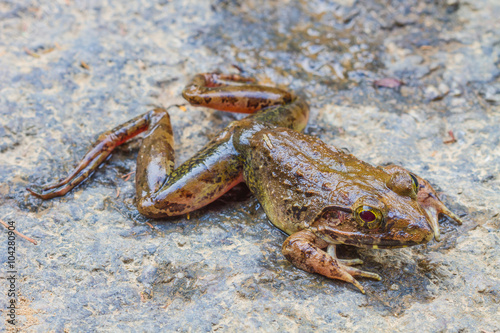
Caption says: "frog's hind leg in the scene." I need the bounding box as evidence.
[28,107,244,218]
[136,118,243,218]
[182,73,309,132]
[28,73,308,214]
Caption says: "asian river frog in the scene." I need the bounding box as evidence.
[28,73,462,293]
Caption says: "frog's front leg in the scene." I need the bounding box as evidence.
[414,175,463,241]
[382,165,463,241]
[282,230,381,293]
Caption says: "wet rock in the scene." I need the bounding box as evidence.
[399,85,415,98]
[335,0,357,7]
[390,284,400,291]
[446,0,460,13]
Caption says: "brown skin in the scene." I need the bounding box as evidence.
[28,73,462,293]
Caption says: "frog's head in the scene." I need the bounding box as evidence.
[313,165,436,249]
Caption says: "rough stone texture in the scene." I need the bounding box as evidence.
[1,0,499,331]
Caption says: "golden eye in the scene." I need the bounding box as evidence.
[410,174,419,195]
[355,206,383,229]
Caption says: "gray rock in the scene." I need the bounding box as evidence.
[482,83,500,105]
[1,0,499,331]
[137,265,158,285]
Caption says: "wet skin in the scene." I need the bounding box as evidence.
[28,73,463,293]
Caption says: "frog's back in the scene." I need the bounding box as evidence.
[238,126,348,234]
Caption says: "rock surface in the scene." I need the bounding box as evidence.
[0,0,499,331]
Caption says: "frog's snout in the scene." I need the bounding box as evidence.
[405,217,434,244]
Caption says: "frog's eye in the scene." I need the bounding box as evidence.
[354,206,383,229]
[410,174,419,195]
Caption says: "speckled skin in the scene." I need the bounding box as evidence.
[28,73,461,293]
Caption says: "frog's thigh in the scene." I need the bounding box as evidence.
[282,230,366,293]
[135,109,175,197]
[136,130,243,218]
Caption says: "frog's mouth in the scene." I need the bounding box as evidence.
[332,233,422,249]
[314,226,424,249]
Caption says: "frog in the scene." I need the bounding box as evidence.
[28,73,463,293]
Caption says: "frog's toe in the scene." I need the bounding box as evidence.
[342,265,381,281]
[351,278,365,294]
[327,245,363,266]
[27,183,71,200]
[26,186,45,199]
[338,258,364,266]
[443,207,464,225]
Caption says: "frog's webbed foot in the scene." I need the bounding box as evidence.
[282,230,380,294]
[415,176,463,242]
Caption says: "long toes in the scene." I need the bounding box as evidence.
[26,186,45,199]
[338,258,364,266]
[446,210,464,225]
[342,266,381,281]
[27,185,67,200]
[351,278,365,294]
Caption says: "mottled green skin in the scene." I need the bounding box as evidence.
[28,73,462,293]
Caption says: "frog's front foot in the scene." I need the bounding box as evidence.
[382,165,464,242]
[282,230,380,294]
[414,175,463,242]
